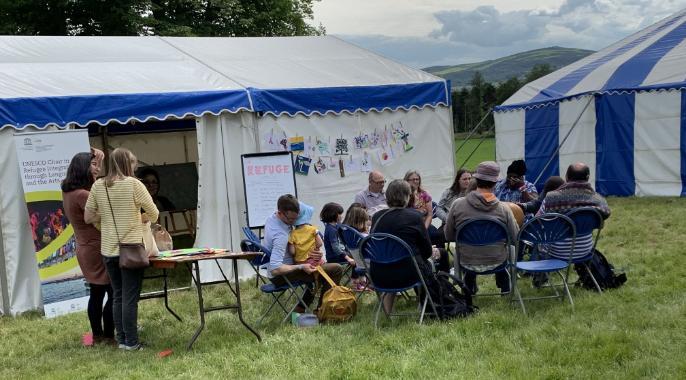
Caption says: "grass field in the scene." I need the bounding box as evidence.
[2,197,685,379]
[454,137,495,170]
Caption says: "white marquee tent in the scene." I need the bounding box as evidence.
[0,36,454,315]
[495,9,686,197]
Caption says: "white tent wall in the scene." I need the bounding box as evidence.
[0,128,44,315]
[634,90,682,196]
[195,112,259,282]
[256,106,455,227]
[494,109,525,176]
[558,96,597,188]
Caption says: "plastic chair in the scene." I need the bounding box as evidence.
[452,217,514,297]
[513,213,576,315]
[359,233,439,328]
[240,239,313,326]
[565,207,605,292]
[338,224,370,294]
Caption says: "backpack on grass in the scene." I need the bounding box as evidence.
[574,249,627,291]
[316,266,357,322]
[432,271,476,319]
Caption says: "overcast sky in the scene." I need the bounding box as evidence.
[311,0,686,68]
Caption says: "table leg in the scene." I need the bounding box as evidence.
[232,259,262,342]
[187,262,206,350]
[162,269,182,322]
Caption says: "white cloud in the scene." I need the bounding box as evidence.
[316,0,686,67]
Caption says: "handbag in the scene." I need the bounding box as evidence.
[316,266,357,322]
[105,184,149,269]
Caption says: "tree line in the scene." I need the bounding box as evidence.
[0,0,323,36]
[451,64,553,134]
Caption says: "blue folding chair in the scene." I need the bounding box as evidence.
[360,233,439,328]
[453,217,514,298]
[566,207,605,293]
[240,239,313,326]
[242,226,260,243]
[513,213,576,315]
[338,224,370,294]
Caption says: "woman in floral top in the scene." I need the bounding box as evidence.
[404,170,433,229]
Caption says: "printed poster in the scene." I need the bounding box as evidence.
[14,129,91,318]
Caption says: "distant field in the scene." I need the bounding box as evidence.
[454,137,495,170]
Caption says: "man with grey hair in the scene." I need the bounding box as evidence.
[444,161,519,294]
[354,170,387,214]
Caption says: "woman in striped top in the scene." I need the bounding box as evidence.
[85,148,159,351]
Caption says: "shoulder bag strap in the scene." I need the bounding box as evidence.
[316,265,337,288]
[104,184,122,244]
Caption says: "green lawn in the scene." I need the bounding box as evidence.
[1,197,685,379]
[454,137,495,170]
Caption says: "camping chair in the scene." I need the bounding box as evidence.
[513,213,576,315]
[360,233,439,328]
[338,224,371,295]
[565,207,605,293]
[241,239,314,327]
[241,227,260,244]
[452,217,514,298]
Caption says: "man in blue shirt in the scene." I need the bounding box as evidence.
[494,159,538,203]
[264,194,343,312]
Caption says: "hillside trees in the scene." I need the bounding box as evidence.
[0,0,323,36]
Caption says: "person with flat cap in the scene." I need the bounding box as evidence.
[494,159,538,203]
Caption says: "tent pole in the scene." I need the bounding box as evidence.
[100,125,109,174]
[532,95,595,186]
[0,184,10,315]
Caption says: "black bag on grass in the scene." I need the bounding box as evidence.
[574,249,627,291]
[432,271,476,319]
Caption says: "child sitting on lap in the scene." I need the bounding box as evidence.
[288,203,324,267]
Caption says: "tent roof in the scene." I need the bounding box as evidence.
[0,36,448,130]
[497,8,686,111]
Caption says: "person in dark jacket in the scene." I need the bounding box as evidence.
[517,176,565,215]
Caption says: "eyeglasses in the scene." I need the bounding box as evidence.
[371,179,386,185]
[407,178,420,182]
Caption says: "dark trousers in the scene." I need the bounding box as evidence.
[271,263,343,309]
[464,270,510,294]
[104,257,145,347]
[88,283,114,338]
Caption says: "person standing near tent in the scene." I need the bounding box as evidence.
[494,160,538,203]
[84,148,159,351]
[62,148,114,345]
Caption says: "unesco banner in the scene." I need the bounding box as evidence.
[14,130,91,318]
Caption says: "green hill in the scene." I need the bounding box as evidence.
[424,46,594,87]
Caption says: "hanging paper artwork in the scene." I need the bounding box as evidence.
[345,155,360,173]
[316,138,331,155]
[392,122,413,152]
[294,155,312,175]
[369,129,381,149]
[279,131,288,151]
[338,158,346,177]
[289,136,305,152]
[327,156,338,170]
[262,130,282,151]
[335,138,349,155]
[313,157,327,174]
[360,151,372,172]
[353,133,369,149]
[377,149,394,166]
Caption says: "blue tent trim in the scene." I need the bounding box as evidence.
[0,89,252,130]
[250,82,449,116]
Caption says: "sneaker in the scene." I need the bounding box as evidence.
[123,343,144,351]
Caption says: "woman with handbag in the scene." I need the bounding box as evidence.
[62,149,114,345]
[85,148,159,351]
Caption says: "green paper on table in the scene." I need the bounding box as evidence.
[156,248,228,258]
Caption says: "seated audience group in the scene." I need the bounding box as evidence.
[263,158,610,310]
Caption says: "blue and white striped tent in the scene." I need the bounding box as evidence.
[495,9,686,197]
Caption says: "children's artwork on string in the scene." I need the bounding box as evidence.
[278,131,288,151]
[369,129,381,149]
[294,155,312,175]
[313,157,327,174]
[289,136,305,152]
[392,122,413,152]
[344,155,360,173]
[377,148,394,166]
[316,138,331,155]
[262,130,282,151]
[360,151,372,172]
[353,133,369,149]
[304,136,314,156]
[327,156,337,170]
[335,137,349,155]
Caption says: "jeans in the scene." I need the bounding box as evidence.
[87,283,114,338]
[104,257,145,347]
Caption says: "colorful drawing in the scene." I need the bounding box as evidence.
[289,136,305,152]
[369,129,381,148]
[313,157,327,174]
[392,122,413,152]
[335,138,349,155]
[354,133,369,149]
[316,138,331,155]
[377,149,394,166]
[294,155,312,175]
[360,151,372,172]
